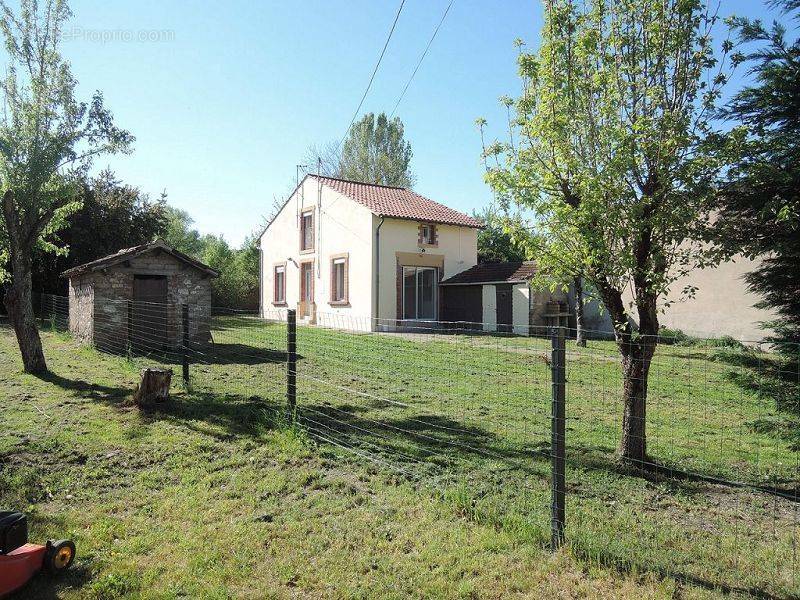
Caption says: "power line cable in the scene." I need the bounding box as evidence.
[390,0,455,118]
[336,0,406,152]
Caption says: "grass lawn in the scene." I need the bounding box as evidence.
[0,316,797,599]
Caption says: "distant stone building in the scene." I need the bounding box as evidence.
[62,240,219,353]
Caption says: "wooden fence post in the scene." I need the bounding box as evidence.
[287,309,297,421]
[182,304,190,385]
[551,326,566,548]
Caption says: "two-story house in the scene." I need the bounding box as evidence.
[259,175,481,330]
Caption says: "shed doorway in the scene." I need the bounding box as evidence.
[133,275,168,349]
[496,284,513,333]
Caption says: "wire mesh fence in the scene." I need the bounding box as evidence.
[34,293,800,596]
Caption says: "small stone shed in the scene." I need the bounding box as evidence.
[62,240,219,352]
[440,261,570,334]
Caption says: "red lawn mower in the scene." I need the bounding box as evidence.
[0,511,75,598]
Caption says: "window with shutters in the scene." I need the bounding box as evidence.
[330,254,349,304]
[273,264,286,304]
[418,223,437,246]
[300,209,314,252]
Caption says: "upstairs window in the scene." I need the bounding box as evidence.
[273,264,286,304]
[330,255,349,304]
[300,210,314,251]
[419,223,437,246]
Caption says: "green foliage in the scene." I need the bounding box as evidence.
[482,0,737,459]
[658,327,745,349]
[0,0,132,371]
[713,0,800,353]
[0,0,133,275]
[339,112,415,187]
[162,209,259,308]
[484,0,732,339]
[162,206,204,257]
[29,170,168,295]
[200,234,259,309]
[474,205,530,263]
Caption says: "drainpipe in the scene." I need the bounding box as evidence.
[375,215,385,328]
[258,245,263,318]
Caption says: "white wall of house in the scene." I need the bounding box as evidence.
[479,282,530,333]
[374,217,477,324]
[655,255,775,341]
[259,178,374,328]
[512,284,531,335]
[579,255,775,341]
[481,285,496,331]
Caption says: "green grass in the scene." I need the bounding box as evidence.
[0,317,798,599]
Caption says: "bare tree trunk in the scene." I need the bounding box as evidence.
[618,341,654,464]
[573,277,586,347]
[595,281,658,465]
[3,250,47,374]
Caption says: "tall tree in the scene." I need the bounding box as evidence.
[338,112,414,187]
[33,169,167,295]
[474,205,529,263]
[161,206,204,257]
[161,210,260,309]
[30,170,168,296]
[714,0,800,353]
[485,0,730,463]
[0,0,132,373]
[478,112,590,346]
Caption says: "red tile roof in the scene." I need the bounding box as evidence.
[440,261,537,285]
[314,175,482,228]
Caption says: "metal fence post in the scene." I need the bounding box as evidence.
[127,300,133,356]
[182,304,190,385]
[551,326,566,549]
[287,309,297,421]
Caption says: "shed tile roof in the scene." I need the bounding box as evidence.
[314,175,482,228]
[62,240,220,278]
[440,261,537,285]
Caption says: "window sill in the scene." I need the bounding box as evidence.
[417,243,438,249]
[299,248,315,255]
[328,301,350,307]
[272,302,287,307]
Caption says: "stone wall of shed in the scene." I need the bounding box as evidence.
[68,277,94,342]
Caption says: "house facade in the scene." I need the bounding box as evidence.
[259,175,481,329]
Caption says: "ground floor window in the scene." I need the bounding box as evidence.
[330,255,348,304]
[402,266,437,320]
[274,264,285,304]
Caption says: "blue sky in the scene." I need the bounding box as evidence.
[63,0,784,246]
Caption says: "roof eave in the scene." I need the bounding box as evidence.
[440,279,530,286]
[375,213,483,229]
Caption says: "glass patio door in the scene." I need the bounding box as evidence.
[402,266,438,320]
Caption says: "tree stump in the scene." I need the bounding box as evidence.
[133,368,173,407]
